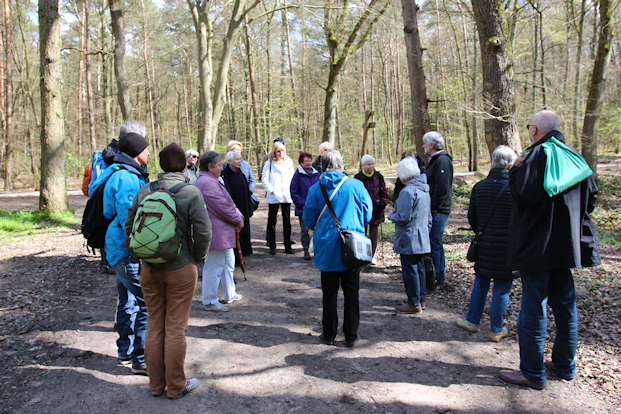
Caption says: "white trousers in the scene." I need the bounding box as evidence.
[202,248,236,305]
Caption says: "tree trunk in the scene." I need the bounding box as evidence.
[39,0,68,212]
[572,0,587,148]
[400,0,431,156]
[582,0,613,178]
[3,0,12,191]
[109,0,131,121]
[321,0,388,144]
[471,0,521,156]
[139,0,157,153]
[84,0,96,151]
[243,16,262,169]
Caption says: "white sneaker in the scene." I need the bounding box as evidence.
[456,318,479,333]
[204,302,229,312]
[225,293,243,304]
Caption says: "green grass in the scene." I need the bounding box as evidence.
[0,209,79,236]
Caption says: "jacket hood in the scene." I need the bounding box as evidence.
[297,165,319,176]
[320,171,348,190]
[407,174,430,192]
[527,130,566,151]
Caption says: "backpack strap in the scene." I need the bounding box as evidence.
[169,182,190,194]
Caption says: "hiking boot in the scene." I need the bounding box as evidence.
[284,247,294,254]
[499,370,545,390]
[269,248,276,255]
[169,378,200,399]
[132,364,148,376]
[456,318,479,333]
[395,304,422,314]
[204,302,229,312]
[225,293,243,304]
[304,251,311,260]
[490,327,509,342]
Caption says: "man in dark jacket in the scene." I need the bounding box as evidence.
[423,131,453,288]
[499,110,600,390]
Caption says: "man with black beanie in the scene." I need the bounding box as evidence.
[127,143,212,399]
[91,131,150,376]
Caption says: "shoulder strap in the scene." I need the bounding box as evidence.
[320,183,341,230]
[477,181,508,236]
[317,176,347,223]
[169,182,189,194]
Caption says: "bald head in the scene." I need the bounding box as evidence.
[529,110,560,144]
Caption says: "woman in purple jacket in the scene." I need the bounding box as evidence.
[195,151,244,312]
[290,152,320,260]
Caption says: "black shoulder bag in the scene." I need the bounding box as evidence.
[320,182,373,267]
[467,182,508,262]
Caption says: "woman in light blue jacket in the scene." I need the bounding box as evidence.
[389,157,431,314]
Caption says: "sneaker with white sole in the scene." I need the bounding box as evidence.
[225,293,243,304]
[456,318,479,333]
[132,364,148,376]
[204,302,229,312]
[169,378,200,399]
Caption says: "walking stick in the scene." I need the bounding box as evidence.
[380,220,385,266]
[236,233,247,280]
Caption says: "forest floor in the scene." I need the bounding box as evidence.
[0,177,620,413]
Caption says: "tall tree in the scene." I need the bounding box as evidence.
[321,0,389,144]
[3,0,12,191]
[581,0,614,177]
[187,0,260,153]
[400,0,430,156]
[109,0,131,121]
[471,0,521,155]
[39,0,68,212]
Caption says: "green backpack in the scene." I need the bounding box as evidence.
[541,136,592,197]
[128,181,189,264]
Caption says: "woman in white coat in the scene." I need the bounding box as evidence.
[262,141,295,255]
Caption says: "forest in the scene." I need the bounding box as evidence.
[0,0,619,211]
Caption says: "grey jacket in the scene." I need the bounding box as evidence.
[389,174,432,255]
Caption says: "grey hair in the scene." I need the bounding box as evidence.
[532,110,560,134]
[322,150,344,172]
[423,131,445,150]
[319,141,332,153]
[119,121,146,137]
[225,150,240,163]
[360,154,375,165]
[491,145,517,169]
[199,151,222,171]
[397,157,421,181]
[185,149,199,158]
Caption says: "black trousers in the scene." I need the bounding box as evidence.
[267,203,291,249]
[321,267,360,342]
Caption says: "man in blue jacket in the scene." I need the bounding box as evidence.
[302,150,372,348]
[92,131,150,375]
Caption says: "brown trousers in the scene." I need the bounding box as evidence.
[139,262,197,398]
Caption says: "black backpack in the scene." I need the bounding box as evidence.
[81,168,123,252]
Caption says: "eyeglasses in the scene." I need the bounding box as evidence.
[526,124,536,131]
[190,155,198,158]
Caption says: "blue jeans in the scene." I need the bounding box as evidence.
[400,254,426,306]
[465,274,513,333]
[113,256,147,366]
[518,268,577,385]
[430,212,449,285]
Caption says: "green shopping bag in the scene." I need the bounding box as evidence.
[541,136,592,197]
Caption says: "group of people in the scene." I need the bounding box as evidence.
[86,108,598,399]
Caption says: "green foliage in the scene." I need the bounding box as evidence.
[0,209,79,237]
[452,183,472,208]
